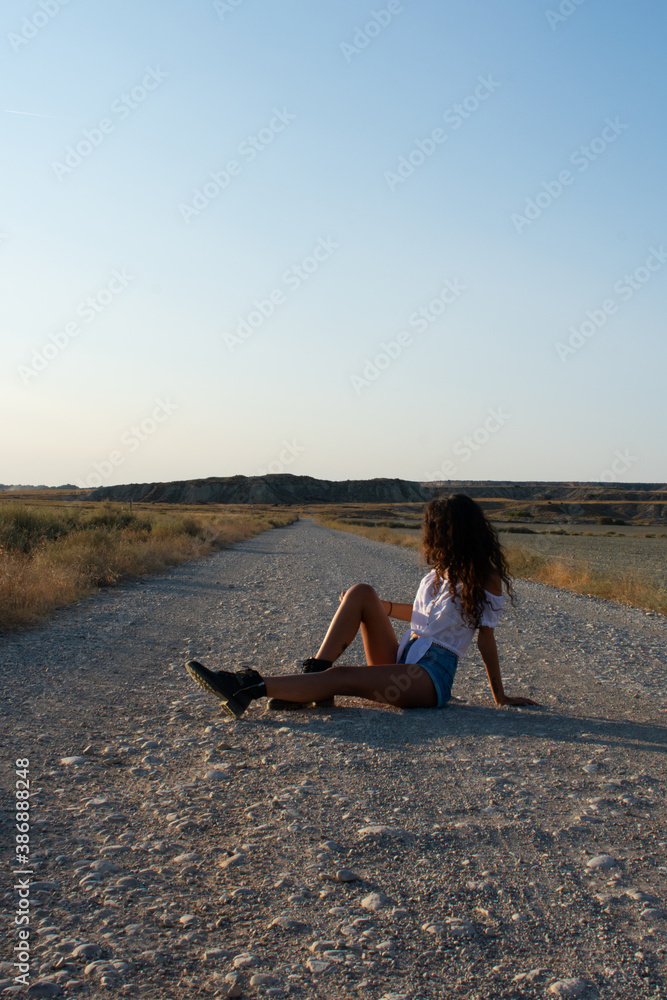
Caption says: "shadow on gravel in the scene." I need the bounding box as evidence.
[248,703,667,757]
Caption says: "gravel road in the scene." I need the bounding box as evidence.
[1,517,666,1000]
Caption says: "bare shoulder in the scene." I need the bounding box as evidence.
[484,570,503,596]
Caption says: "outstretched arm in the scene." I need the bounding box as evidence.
[477,626,539,707]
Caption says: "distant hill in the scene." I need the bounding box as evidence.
[0,484,49,491]
[87,475,667,523]
[89,475,429,505]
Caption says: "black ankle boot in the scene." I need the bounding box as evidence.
[185,661,266,719]
[302,657,333,673]
[302,657,334,708]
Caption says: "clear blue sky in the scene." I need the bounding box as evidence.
[1,0,665,487]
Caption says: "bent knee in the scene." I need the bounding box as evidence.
[344,582,377,602]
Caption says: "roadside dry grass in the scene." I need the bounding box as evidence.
[314,515,667,615]
[504,544,667,614]
[0,503,296,630]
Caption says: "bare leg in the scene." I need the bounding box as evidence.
[264,664,437,709]
[315,583,399,665]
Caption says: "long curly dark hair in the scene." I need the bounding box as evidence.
[422,493,514,628]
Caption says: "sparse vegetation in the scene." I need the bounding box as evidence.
[337,517,421,530]
[315,514,667,615]
[0,503,297,630]
[503,544,666,614]
[314,515,422,552]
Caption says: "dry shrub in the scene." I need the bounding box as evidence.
[315,516,421,552]
[0,550,81,628]
[504,544,667,614]
[0,506,297,631]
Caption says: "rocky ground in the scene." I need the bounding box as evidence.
[1,517,666,1000]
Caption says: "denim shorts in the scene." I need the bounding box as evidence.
[398,636,459,708]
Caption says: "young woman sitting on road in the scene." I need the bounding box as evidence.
[185,493,538,716]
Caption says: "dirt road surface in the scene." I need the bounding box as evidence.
[1,518,665,999]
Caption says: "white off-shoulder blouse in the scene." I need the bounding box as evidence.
[396,569,504,663]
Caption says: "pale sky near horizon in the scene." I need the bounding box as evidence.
[1,0,665,488]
